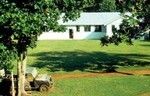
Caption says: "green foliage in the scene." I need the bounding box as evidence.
[99,0,117,12]
[0,0,95,52]
[84,0,117,12]
[0,43,16,73]
[0,0,96,70]
[101,0,150,45]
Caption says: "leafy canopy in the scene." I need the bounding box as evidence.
[101,0,150,45]
[0,0,97,71]
[0,44,16,72]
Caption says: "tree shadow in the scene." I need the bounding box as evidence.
[29,50,150,73]
[140,44,150,47]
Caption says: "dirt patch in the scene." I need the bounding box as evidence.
[51,69,150,80]
[139,92,150,96]
[128,70,150,75]
[51,73,123,80]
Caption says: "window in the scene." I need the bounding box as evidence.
[76,26,80,32]
[95,25,102,32]
[84,25,91,32]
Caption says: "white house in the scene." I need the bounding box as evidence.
[38,12,122,40]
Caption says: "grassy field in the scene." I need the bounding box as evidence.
[28,40,150,73]
[26,40,150,96]
[33,76,150,96]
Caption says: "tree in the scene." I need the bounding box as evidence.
[101,0,150,45]
[84,0,117,12]
[99,0,117,12]
[0,43,17,74]
[0,0,99,96]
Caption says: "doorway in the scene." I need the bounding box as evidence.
[69,29,73,39]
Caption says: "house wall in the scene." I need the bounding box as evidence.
[106,18,122,37]
[38,31,70,40]
[38,25,106,40]
[38,18,122,40]
[74,32,106,39]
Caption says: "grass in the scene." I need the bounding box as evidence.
[26,40,150,96]
[32,76,150,96]
[27,40,150,73]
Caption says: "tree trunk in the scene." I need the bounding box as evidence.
[21,51,27,96]
[17,51,27,96]
[17,58,22,96]
[11,71,15,96]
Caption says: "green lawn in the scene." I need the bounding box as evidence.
[27,40,150,96]
[27,40,150,73]
[33,76,150,96]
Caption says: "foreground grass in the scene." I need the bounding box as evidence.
[28,40,150,96]
[32,76,150,96]
[27,40,150,73]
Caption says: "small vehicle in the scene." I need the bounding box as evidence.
[25,67,53,92]
[0,67,53,95]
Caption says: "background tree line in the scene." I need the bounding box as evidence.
[84,0,117,12]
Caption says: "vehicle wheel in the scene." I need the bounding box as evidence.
[39,84,49,92]
[25,84,31,91]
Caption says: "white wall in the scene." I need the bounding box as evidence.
[38,31,70,40]
[73,25,106,39]
[74,32,105,39]
[38,25,106,40]
[39,20,123,40]
[106,18,122,37]
[38,31,106,40]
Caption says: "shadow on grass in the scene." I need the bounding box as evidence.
[29,50,150,73]
[140,44,150,47]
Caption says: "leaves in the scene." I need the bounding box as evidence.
[0,43,16,73]
[0,0,99,70]
[101,0,150,46]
